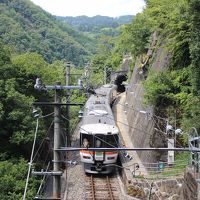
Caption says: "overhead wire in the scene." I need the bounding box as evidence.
[39,112,54,119]
[36,161,51,196]
[82,105,177,147]
[23,118,39,200]
[94,99,185,148]
[123,103,185,148]
[32,120,54,162]
[62,94,182,151]
[23,112,55,199]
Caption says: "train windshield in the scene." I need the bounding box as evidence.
[94,134,118,148]
[80,133,93,148]
[80,133,118,148]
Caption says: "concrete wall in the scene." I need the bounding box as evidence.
[125,34,171,164]
[125,62,165,164]
[128,178,184,200]
[123,32,199,200]
[125,169,199,200]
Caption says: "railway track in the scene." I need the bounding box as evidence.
[85,174,120,200]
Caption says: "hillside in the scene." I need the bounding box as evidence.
[58,15,133,36]
[0,0,96,66]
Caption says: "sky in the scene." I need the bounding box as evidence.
[30,0,146,17]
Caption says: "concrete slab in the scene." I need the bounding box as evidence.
[113,92,148,180]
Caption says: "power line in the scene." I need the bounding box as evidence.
[56,147,200,152]
[23,118,39,200]
[80,105,177,148]
[36,162,50,196]
[61,115,118,149]
[59,99,193,151]
[32,120,54,162]
[60,115,198,152]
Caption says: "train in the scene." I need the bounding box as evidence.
[79,84,119,174]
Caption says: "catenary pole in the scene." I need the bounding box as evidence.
[66,62,70,146]
[33,77,83,199]
[53,81,61,198]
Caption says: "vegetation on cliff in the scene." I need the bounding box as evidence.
[115,0,200,132]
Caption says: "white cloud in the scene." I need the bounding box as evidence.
[30,0,145,17]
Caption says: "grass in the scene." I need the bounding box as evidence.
[136,152,190,180]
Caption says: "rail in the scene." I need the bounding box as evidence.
[85,175,118,200]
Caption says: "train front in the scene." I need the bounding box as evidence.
[80,123,119,174]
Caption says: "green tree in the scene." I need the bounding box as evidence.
[0,159,39,200]
[189,0,200,95]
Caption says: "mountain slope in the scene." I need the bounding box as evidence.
[0,0,95,65]
[58,15,133,35]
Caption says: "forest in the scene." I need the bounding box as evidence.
[94,0,200,132]
[0,0,95,66]
[59,15,133,36]
[1,0,200,199]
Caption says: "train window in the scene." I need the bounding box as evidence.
[106,134,118,147]
[94,135,104,148]
[80,133,93,148]
[94,134,118,148]
[96,139,102,147]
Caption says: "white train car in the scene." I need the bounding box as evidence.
[79,84,119,174]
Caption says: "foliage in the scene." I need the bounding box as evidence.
[0,42,85,198]
[0,50,54,160]
[59,15,134,85]
[188,0,200,96]
[143,66,199,131]
[89,35,120,87]
[0,0,95,66]
[116,0,200,132]
[116,0,191,62]
[59,15,133,35]
[116,13,152,57]
[0,159,39,200]
[144,68,192,108]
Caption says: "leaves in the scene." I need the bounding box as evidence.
[0,159,39,200]
[0,0,94,66]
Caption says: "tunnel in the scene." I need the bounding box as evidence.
[114,74,127,93]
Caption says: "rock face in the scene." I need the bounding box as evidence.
[128,178,184,200]
[180,169,198,200]
[124,32,199,200]
[125,32,170,164]
[125,170,199,200]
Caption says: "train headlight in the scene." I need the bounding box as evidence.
[83,155,91,159]
[107,156,115,160]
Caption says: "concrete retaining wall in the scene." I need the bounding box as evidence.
[125,61,164,164]
[125,36,171,164]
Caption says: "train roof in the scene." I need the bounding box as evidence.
[82,85,116,126]
[80,124,119,135]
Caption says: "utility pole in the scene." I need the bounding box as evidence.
[66,62,70,146]
[33,78,83,200]
[65,62,70,184]
[53,81,62,198]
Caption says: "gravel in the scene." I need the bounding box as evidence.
[62,122,135,200]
